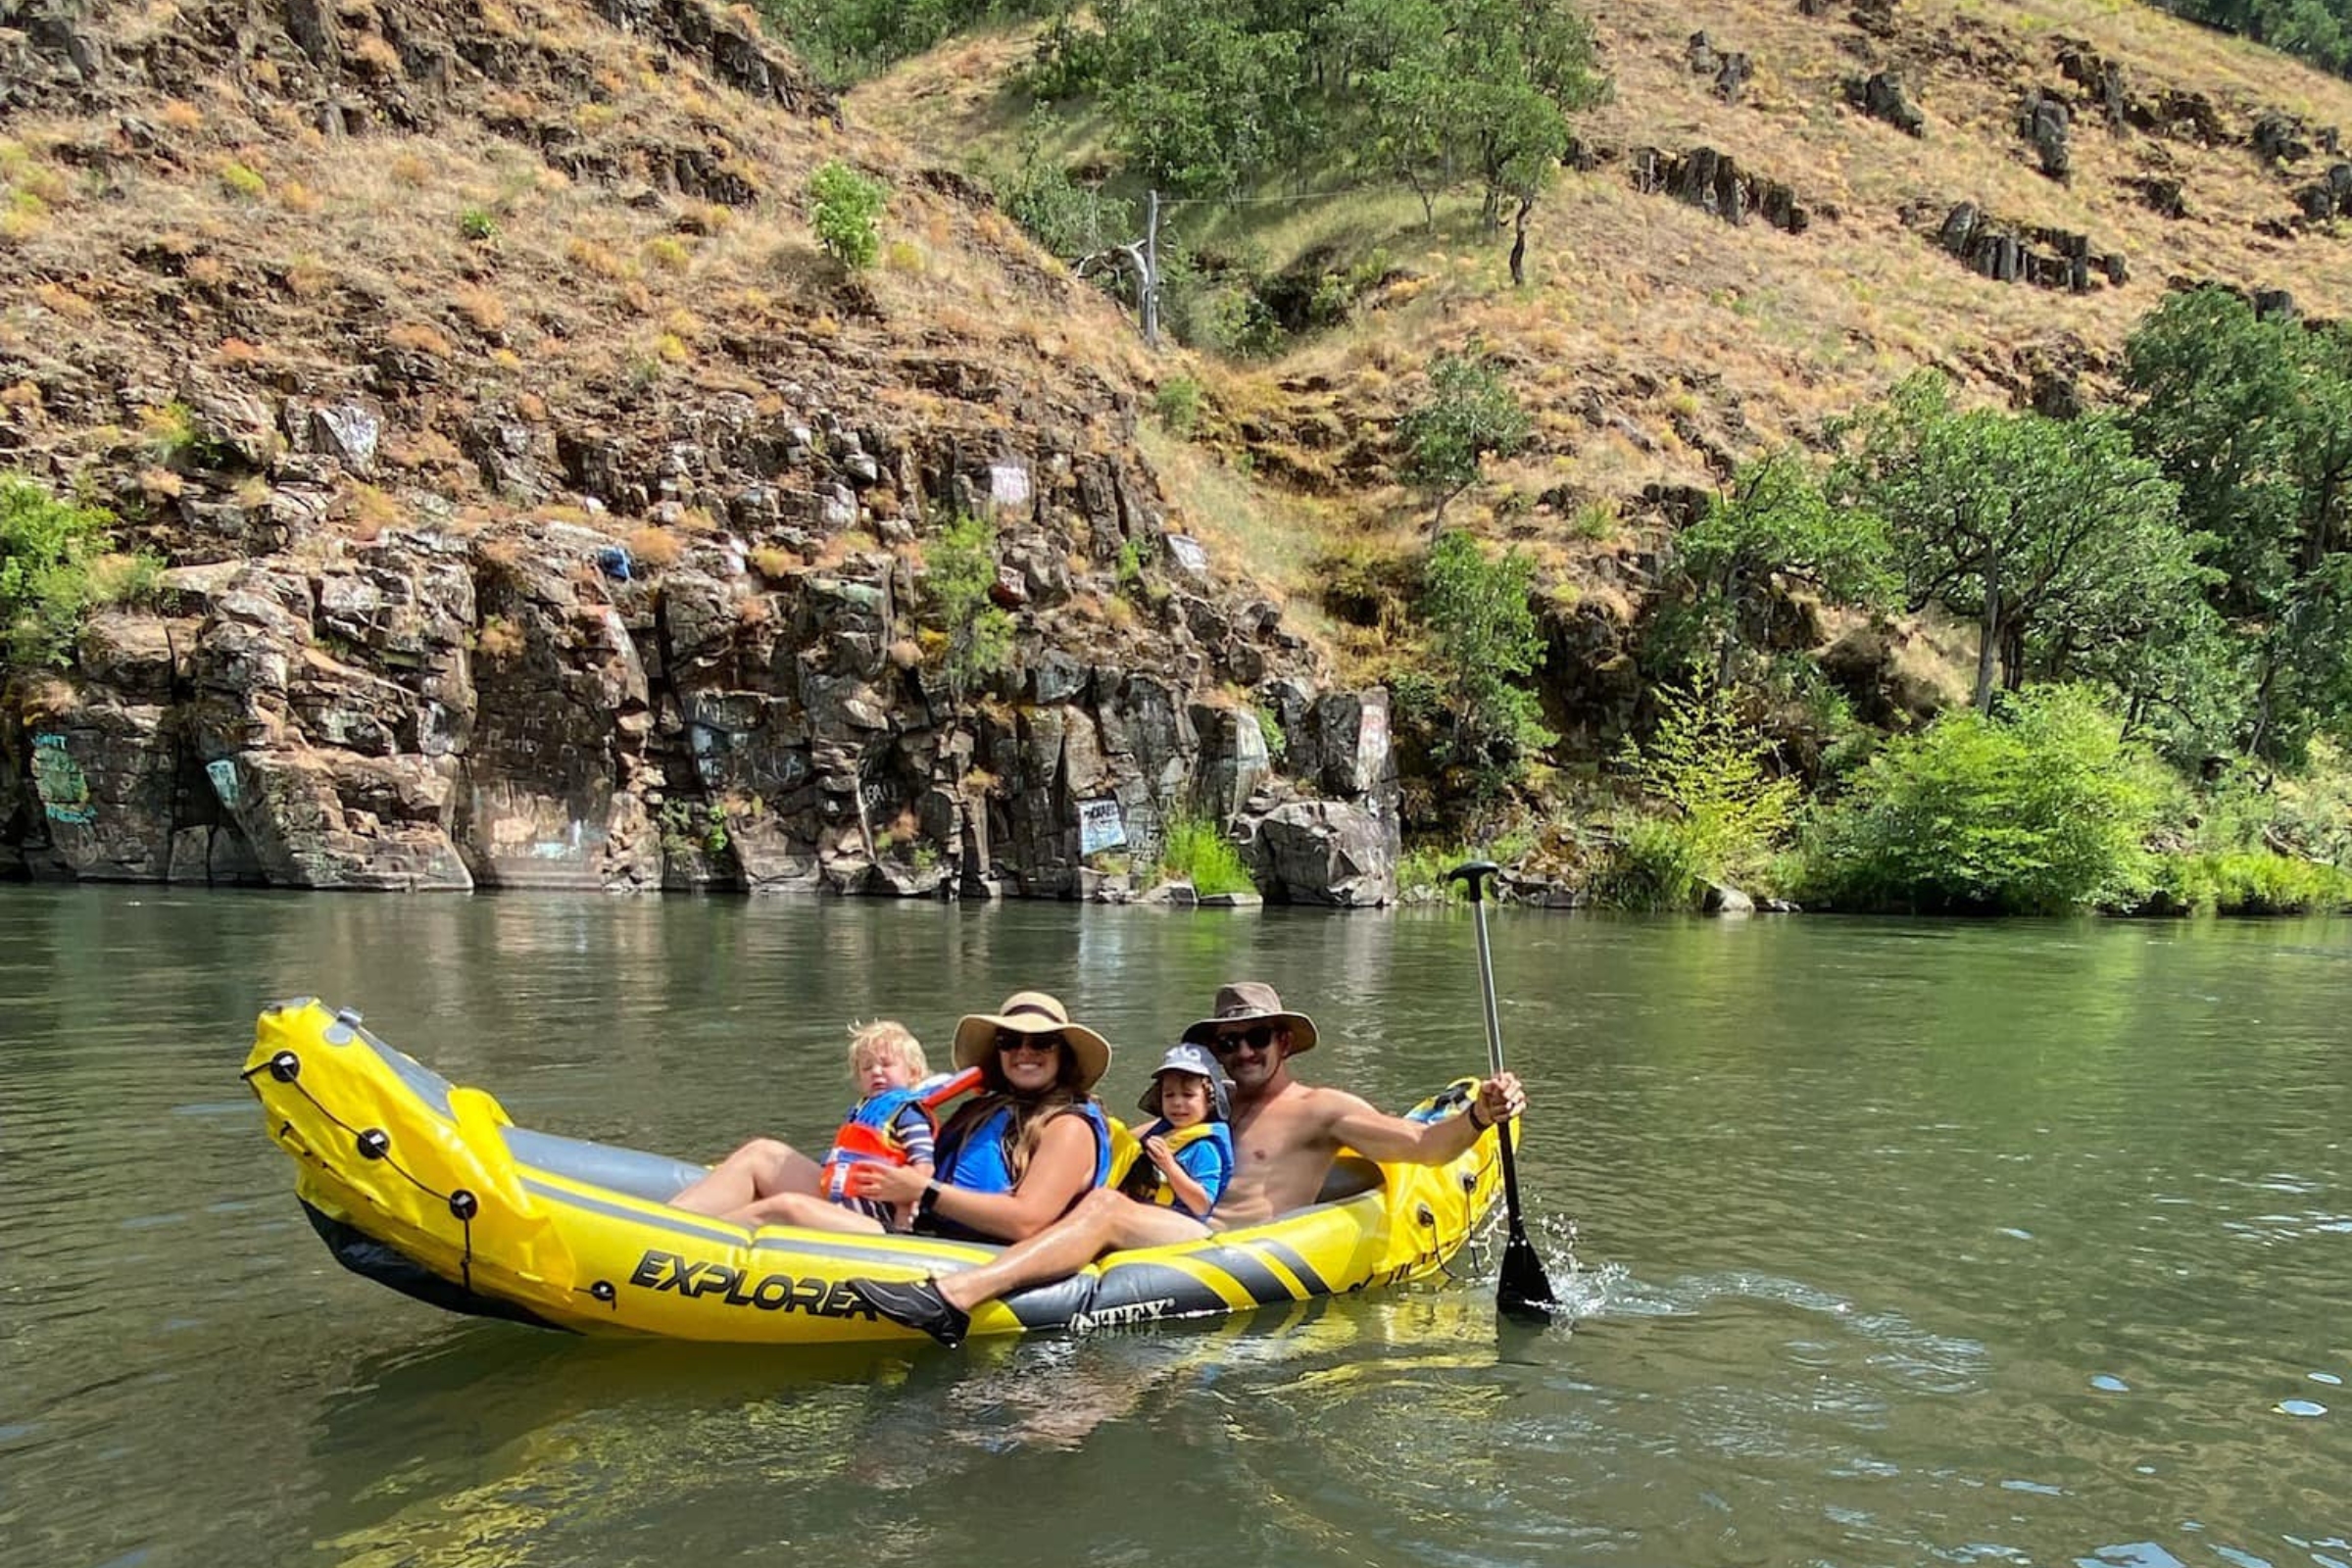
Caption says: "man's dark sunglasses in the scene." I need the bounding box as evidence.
[1207,1025,1279,1056]
[994,1030,1062,1054]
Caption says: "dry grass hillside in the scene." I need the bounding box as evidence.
[9,0,2350,691]
[851,0,2352,672]
[0,0,1193,584]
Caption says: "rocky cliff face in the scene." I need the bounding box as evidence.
[3,428,1401,903]
[0,0,1403,902]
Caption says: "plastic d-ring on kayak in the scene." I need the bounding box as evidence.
[242,999,1512,1346]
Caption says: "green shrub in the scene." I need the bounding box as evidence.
[807,160,885,270]
[1,472,156,670]
[2144,850,2352,915]
[922,513,1013,706]
[1158,812,1255,896]
[1115,537,1148,598]
[1153,375,1202,437]
[1801,687,2160,913]
[1250,704,1285,760]
[996,115,1133,262]
[1398,351,1531,525]
[1586,816,1712,911]
[1202,285,1283,359]
[459,207,499,243]
[1406,530,1555,796]
[219,162,266,200]
[1619,677,1797,887]
[1396,830,1536,901]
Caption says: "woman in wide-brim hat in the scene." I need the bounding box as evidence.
[848,990,1116,1244]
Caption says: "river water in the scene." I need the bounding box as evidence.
[1,887,2346,1568]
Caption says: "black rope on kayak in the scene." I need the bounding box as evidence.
[250,1056,481,1285]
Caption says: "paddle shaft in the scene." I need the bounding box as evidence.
[1463,876,1537,1247]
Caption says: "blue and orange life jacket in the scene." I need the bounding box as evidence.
[817,1067,981,1203]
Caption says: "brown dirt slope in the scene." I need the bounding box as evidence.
[852,0,2352,661]
[0,0,1206,589]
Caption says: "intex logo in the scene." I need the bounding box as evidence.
[626,1249,879,1319]
[1067,1297,1179,1334]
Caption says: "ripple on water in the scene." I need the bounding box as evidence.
[2275,1398,2328,1417]
[2090,1375,2132,1393]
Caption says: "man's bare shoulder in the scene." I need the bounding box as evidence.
[1267,1079,1379,1128]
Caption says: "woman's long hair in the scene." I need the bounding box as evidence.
[939,1045,1094,1186]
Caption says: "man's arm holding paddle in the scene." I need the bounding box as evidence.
[1323,1072,1526,1163]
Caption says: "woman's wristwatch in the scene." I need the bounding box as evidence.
[1467,1102,1493,1133]
[916,1180,943,1220]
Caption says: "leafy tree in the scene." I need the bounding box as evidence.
[1617,675,1799,885]
[1396,350,1531,528]
[1675,449,1895,686]
[1450,0,1606,223]
[1801,687,2161,914]
[1,472,153,671]
[1831,373,2194,716]
[1101,1,1309,196]
[1406,529,1554,789]
[923,514,1015,709]
[807,160,887,270]
[1359,9,1461,229]
[2124,287,2352,762]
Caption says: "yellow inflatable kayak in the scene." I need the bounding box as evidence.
[241,998,1511,1345]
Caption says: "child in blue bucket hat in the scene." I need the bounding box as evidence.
[1118,1043,1236,1220]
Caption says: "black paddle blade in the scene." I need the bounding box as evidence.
[1497,1225,1560,1323]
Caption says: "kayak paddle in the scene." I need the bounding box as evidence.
[1445,859,1560,1323]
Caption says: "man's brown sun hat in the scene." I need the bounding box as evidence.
[952,990,1112,1093]
[1180,981,1318,1055]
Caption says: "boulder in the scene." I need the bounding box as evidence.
[2125,175,2186,219]
[1248,800,1396,907]
[2017,88,2070,180]
[2295,163,2352,222]
[2253,109,2314,164]
[2055,36,2130,129]
[1703,881,1756,915]
[1845,71,1924,137]
[1194,705,1271,821]
[208,749,472,891]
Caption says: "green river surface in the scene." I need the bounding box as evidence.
[1,886,2347,1568]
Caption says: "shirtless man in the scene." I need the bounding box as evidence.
[847,980,1525,1348]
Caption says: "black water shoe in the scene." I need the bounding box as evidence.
[849,1276,970,1348]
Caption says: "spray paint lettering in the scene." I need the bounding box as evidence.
[29,733,95,824]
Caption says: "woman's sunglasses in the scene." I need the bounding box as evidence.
[994,1030,1063,1055]
[1207,1025,1279,1056]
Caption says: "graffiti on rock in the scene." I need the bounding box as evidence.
[30,733,96,824]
